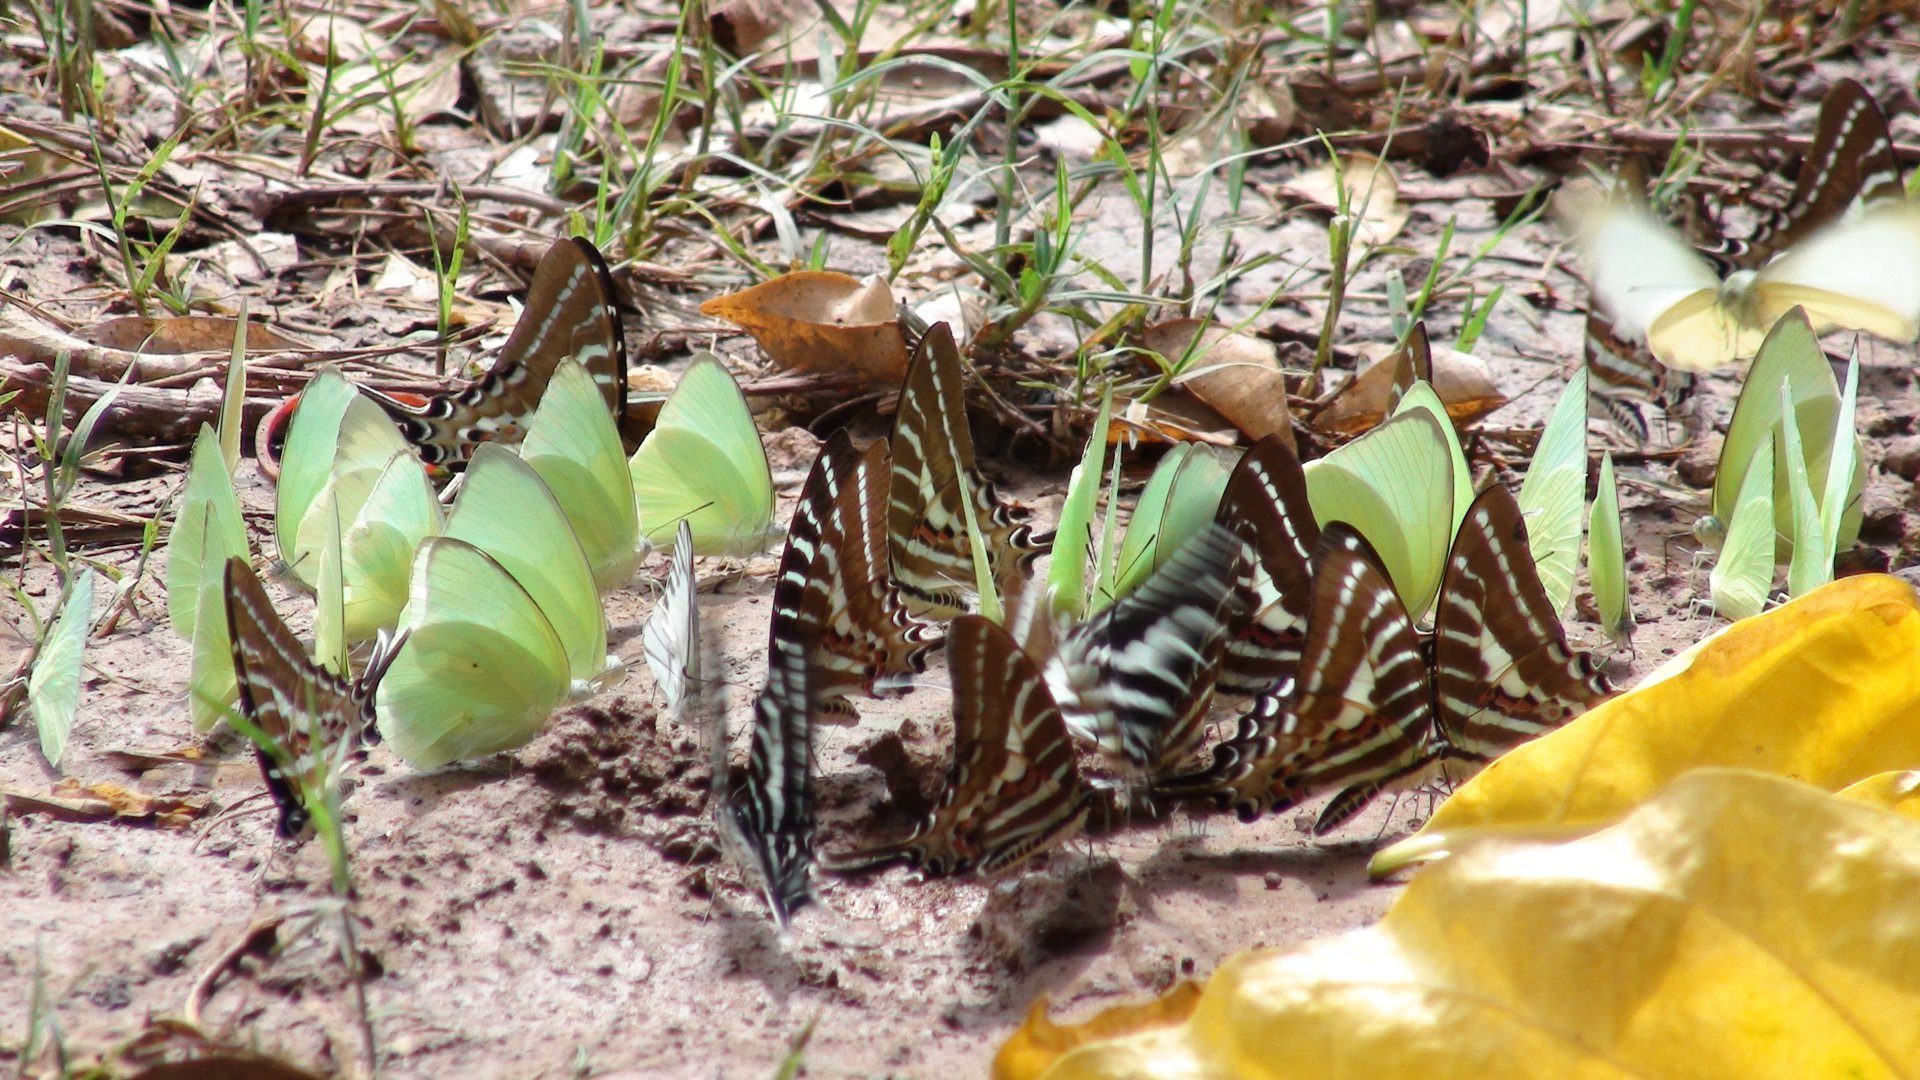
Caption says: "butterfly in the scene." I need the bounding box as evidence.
[168,426,252,732]
[1212,435,1320,701]
[223,557,398,836]
[627,355,778,557]
[1560,81,1919,373]
[1587,451,1635,647]
[776,430,942,713]
[1585,80,1896,431]
[1514,367,1589,615]
[641,520,699,728]
[273,367,440,639]
[716,550,825,927]
[1109,442,1234,602]
[1157,485,1613,834]
[888,322,1045,617]
[523,358,642,591]
[1303,406,1462,619]
[369,237,628,466]
[373,447,611,767]
[1046,523,1252,778]
[825,614,1093,877]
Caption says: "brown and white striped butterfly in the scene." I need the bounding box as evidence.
[825,614,1092,877]
[1212,435,1319,700]
[223,557,398,836]
[780,430,942,714]
[1046,524,1252,778]
[888,322,1044,617]
[369,237,627,466]
[1157,485,1612,833]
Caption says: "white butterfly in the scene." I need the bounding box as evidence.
[1558,177,1920,372]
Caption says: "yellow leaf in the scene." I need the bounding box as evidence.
[700,271,909,382]
[1001,770,1920,1080]
[1372,573,1920,876]
[992,983,1202,1080]
[1839,771,1920,821]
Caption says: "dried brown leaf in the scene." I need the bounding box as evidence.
[701,271,909,382]
[82,316,308,354]
[1286,153,1410,244]
[1145,318,1297,453]
[1316,332,1506,435]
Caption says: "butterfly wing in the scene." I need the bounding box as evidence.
[224,557,371,836]
[341,451,443,643]
[168,427,251,731]
[1213,435,1320,699]
[1751,200,1920,342]
[1110,444,1233,602]
[1588,452,1634,647]
[1740,78,1901,266]
[1514,368,1589,615]
[373,238,627,466]
[641,520,699,726]
[1710,440,1778,621]
[828,615,1089,877]
[443,445,608,685]
[1303,408,1456,620]
[629,355,776,556]
[374,538,575,768]
[1557,180,1720,347]
[1432,486,1613,764]
[1047,524,1251,776]
[523,358,641,591]
[719,611,818,928]
[888,323,1044,616]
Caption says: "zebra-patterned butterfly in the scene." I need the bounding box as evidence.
[825,614,1092,877]
[369,237,628,466]
[223,557,399,836]
[1156,485,1612,834]
[888,322,1045,617]
[1212,435,1319,701]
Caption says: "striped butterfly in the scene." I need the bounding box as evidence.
[778,430,942,716]
[1157,485,1612,833]
[714,632,816,928]
[1212,435,1320,700]
[223,558,399,836]
[825,614,1093,877]
[888,322,1045,617]
[641,520,699,728]
[369,237,628,466]
[1560,81,1918,373]
[1045,524,1252,778]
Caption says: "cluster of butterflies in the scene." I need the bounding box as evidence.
[1569,78,1917,436]
[163,238,780,833]
[684,324,1640,927]
[156,73,1904,921]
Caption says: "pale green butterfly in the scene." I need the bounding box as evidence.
[1781,352,1861,599]
[275,367,417,588]
[523,358,641,591]
[441,444,610,685]
[1694,307,1864,559]
[166,425,250,731]
[1045,388,1113,621]
[27,568,93,767]
[628,355,776,556]
[1391,380,1473,540]
[1587,451,1633,647]
[1107,442,1234,605]
[313,491,349,678]
[374,537,577,768]
[339,450,442,643]
[1516,367,1590,615]
[1304,407,1458,619]
[1709,439,1777,621]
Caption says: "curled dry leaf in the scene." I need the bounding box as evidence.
[1315,328,1506,435]
[700,270,909,382]
[1285,152,1410,244]
[83,316,309,354]
[1373,573,1920,876]
[999,768,1920,1080]
[1145,317,1297,453]
[4,779,207,829]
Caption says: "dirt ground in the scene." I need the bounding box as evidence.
[8,4,1920,1078]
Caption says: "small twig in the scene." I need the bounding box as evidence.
[184,915,284,1029]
